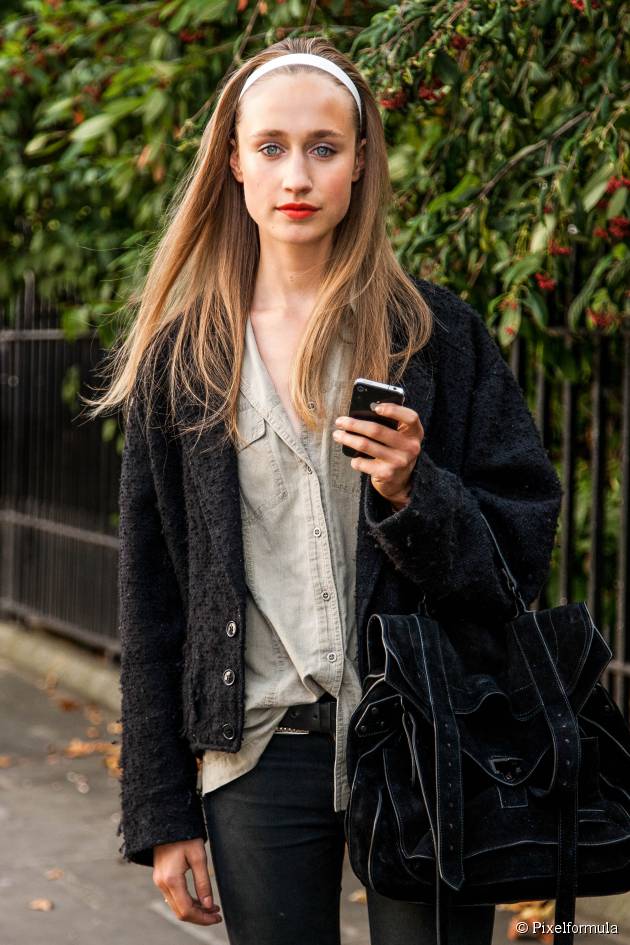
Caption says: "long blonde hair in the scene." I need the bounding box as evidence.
[84,35,434,450]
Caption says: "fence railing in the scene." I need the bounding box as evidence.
[1,275,121,655]
[1,275,628,718]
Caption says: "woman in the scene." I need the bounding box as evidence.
[89,35,563,945]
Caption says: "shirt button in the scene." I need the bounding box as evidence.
[313,527,322,537]
[226,620,237,637]
[222,723,235,740]
[321,590,330,600]
[307,401,316,410]
[223,668,235,686]
[305,464,313,474]
[327,652,337,662]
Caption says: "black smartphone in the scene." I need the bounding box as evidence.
[342,378,405,459]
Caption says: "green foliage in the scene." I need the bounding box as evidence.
[1,0,628,353]
[349,0,630,351]
[0,0,377,336]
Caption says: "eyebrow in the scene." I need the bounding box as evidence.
[248,128,346,139]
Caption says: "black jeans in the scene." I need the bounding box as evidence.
[201,731,495,945]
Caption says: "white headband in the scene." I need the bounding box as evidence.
[238,53,362,122]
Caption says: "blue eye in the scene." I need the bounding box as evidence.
[313,145,335,158]
[259,144,336,158]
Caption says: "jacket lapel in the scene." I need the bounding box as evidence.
[183,421,247,603]
[182,334,437,635]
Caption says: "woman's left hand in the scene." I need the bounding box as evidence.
[333,403,424,510]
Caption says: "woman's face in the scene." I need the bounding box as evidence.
[229,70,366,248]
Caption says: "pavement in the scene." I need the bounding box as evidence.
[0,622,629,945]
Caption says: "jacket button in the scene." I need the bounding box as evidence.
[222,723,235,740]
[226,620,237,637]
[223,668,235,686]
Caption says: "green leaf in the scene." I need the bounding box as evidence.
[192,0,229,23]
[533,87,559,126]
[528,61,552,85]
[425,173,480,212]
[498,303,521,346]
[582,160,616,212]
[143,90,169,124]
[38,96,75,127]
[567,254,613,329]
[25,133,53,155]
[607,186,627,219]
[69,114,115,143]
[103,97,145,119]
[524,288,548,329]
[503,254,544,288]
[530,215,556,254]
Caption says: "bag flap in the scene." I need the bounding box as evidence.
[373,601,611,720]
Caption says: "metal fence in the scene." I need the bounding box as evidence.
[1,276,629,715]
[0,275,121,655]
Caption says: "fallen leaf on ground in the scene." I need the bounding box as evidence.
[107,721,122,735]
[54,696,81,712]
[348,889,367,903]
[0,755,13,768]
[29,899,54,911]
[103,751,121,777]
[85,726,100,738]
[45,868,64,880]
[64,738,115,757]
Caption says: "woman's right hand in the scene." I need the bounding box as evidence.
[153,837,223,926]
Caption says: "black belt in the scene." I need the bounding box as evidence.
[275,694,337,735]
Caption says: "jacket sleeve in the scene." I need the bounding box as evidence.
[116,384,207,868]
[364,291,563,622]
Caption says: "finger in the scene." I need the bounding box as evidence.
[371,404,424,438]
[371,402,422,428]
[332,417,405,456]
[161,885,219,925]
[336,410,423,444]
[188,848,217,912]
[190,896,222,918]
[167,874,221,925]
[336,429,414,465]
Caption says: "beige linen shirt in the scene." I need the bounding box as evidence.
[201,316,363,809]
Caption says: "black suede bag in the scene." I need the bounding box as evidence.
[344,513,630,945]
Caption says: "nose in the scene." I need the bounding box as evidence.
[282,148,312,194]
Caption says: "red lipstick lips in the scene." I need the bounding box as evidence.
[277,202,320,220]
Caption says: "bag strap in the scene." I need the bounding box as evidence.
[418,510,528,619]
[510,611,582,943]
[410,613,465,893]
[477,509,528,615]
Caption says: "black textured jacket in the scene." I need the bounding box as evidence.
[116,276,563,867]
